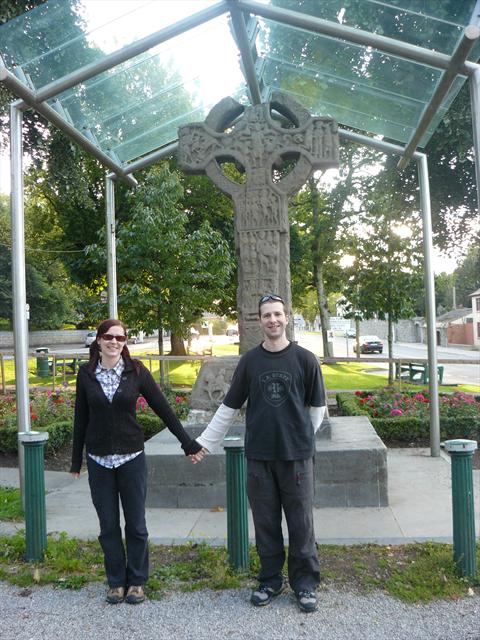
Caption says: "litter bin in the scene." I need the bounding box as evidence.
[35,348,50,377]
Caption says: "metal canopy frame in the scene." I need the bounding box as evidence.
[3,1,480,462]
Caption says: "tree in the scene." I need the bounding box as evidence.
[289,141,385,356]
[342,200,423,384]
[90,164,234,356]
[454,246,480,308]
[0,192,75,328]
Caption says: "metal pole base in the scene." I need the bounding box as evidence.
[19,431,49,562]
[224,437,249,572]
[444,439,478,578]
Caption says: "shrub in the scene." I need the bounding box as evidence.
[0,420,73,455]
[337,390,480,442]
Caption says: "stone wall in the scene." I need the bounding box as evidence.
[0,330,88,349]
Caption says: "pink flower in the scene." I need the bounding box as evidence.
[136,396,147,411]
[390,409,403,416]
[175,395,184,404]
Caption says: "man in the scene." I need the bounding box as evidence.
[190,294,326,613]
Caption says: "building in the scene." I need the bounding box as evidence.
[470,288,480,350]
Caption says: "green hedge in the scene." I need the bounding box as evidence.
[0,420,73,455]
[0,415,169,455]
[336,393,480,442]
[136,413,166,440]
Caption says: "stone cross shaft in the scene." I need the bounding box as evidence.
[178,92,339,352]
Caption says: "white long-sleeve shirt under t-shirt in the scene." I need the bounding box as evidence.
[196,403,326,453]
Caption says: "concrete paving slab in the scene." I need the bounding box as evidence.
[1,447,478,545]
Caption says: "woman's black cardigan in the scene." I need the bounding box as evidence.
[70,359,201,473]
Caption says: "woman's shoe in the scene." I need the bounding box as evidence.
[106,586,125,604]
[125,585,145,604]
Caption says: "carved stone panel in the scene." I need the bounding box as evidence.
[178,92,339,352]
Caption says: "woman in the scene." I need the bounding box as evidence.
[70,318,201,605]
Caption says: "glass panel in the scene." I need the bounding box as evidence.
[255,0,478,56]
[257,16,468,145]
[0,0,218,89]
[46,14,246,163]
[0,0,476,164]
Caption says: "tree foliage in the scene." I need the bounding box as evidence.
[88,164,234,352]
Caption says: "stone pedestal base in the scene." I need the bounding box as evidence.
[145,417,388,509]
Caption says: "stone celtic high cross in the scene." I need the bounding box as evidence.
[178,92,339,352]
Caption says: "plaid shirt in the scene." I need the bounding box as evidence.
[88,358,142,469]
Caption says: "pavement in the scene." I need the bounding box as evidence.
[1,447,479,544]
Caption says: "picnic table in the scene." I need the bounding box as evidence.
[395,361,444,384]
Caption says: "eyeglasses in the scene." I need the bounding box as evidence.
[259,294,284,306]
[100,333,127,343]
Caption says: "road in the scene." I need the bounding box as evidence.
[296,332,480,387]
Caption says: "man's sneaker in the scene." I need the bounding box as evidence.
[106,586,124,604]
[295,590,317,613]
[125,585,145,605]
[250,583,283,607]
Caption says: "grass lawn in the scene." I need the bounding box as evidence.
[0,530,477,603]
[0,487,23,521]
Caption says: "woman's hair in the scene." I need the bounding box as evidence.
[88,318,139,372]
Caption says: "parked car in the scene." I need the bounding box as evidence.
[127,330,138,344]
[345,328,356,338]
[84,331,96,347]
[353,335,383,354]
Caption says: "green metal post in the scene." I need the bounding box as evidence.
[19,431,49,562]
[444,439,477,578]
[224,437,249,571]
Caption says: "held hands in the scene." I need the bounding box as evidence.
[189,447,209,464]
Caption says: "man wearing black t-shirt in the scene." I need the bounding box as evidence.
[191,294,326,613]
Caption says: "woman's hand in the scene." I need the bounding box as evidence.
[189,448,209,464]
[71,472,80,479]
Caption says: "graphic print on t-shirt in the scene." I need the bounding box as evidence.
[259,370,292,406]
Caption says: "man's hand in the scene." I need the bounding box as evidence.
[71,472,80,479]
[190,447,209,464]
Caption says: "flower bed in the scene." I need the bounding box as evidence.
[337,389,480,442]
[0,387,191,455]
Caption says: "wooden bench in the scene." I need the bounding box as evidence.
[395,362,444,385]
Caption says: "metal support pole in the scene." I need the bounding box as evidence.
[10,104,31,498]
[229,3,262,105]
[224,437,249,571]
[19,431,49,562]
[470,68,480,217]
[417,154,440,457]
[444,439,478,579]
[105,176,118,318]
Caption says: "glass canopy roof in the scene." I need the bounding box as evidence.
[0,0,479,177]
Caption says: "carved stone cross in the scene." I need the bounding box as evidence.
[178,92,339,353]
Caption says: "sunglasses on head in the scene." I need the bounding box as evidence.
[100,333,127,343]
[259,294,284,306]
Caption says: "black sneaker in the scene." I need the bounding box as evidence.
[295,589,317,613]
[250,583,283,607]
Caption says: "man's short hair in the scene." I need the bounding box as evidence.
[258,293,285,315]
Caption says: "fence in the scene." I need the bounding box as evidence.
[0,352,478,394]
[0,352,213,393]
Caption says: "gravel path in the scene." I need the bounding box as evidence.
[1,582,479,640]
